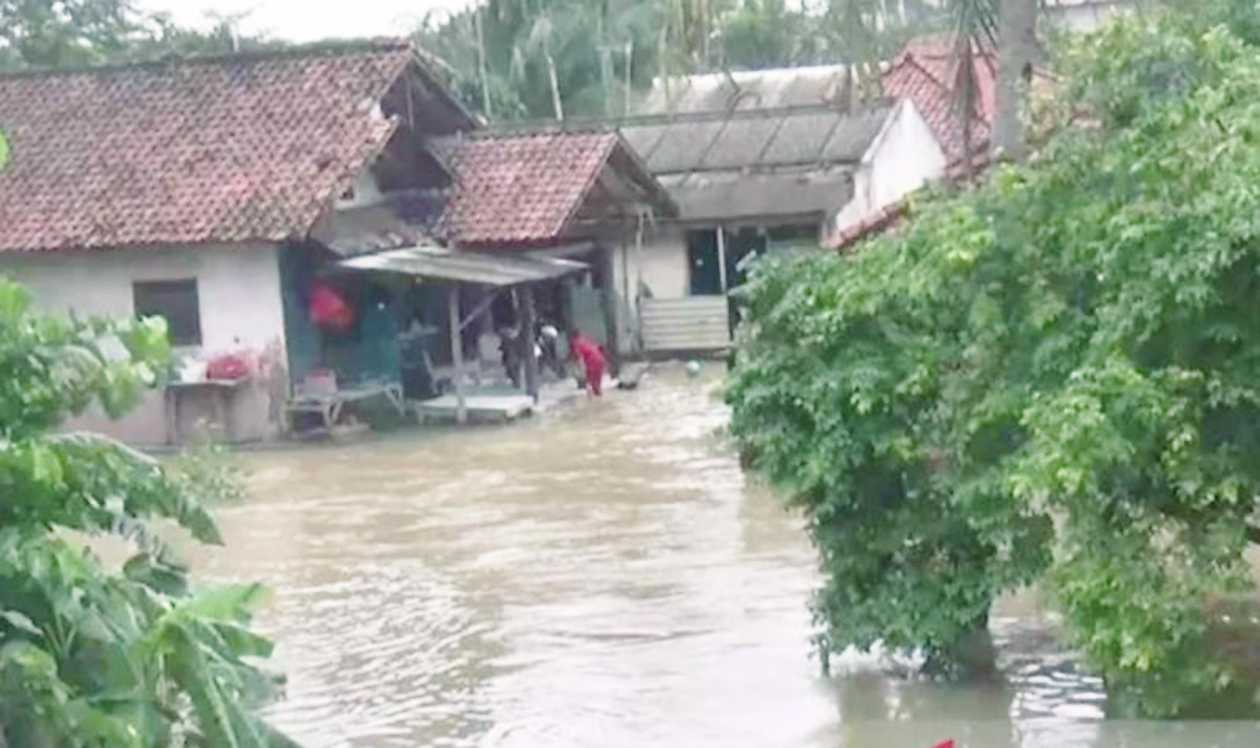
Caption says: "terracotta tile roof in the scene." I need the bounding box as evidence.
[0,41,417,253]
[435,131,654,247]
[883,36,998,161]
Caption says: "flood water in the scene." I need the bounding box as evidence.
[190,366,1260,747]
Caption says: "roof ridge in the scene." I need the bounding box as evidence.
[484,100,898,133]
[0,37,413,81]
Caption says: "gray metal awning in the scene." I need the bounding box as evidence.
[336,245,588,288]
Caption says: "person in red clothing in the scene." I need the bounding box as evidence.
[569,329,606,396]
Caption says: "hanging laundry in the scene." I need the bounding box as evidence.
[309,282,355,333]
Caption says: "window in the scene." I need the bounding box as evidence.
[133,279,202,347]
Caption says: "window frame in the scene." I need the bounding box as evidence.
[132,278,203,348]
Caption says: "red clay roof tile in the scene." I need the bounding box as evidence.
[0,41,415,253]
[883,37,998,161]
[436,131,621,247]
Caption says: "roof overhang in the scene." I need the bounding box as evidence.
[335,245,588,288]
[657,168,854,224]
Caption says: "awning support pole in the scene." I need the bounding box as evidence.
[448,284,467,424]
[717,225,729,294]
[520,284,540,403]
[635,211,645,341]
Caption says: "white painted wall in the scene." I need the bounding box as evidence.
[638,225,690,300]
[1044,1,1131,33]
[829,99,947,239]
[0,243,290,445]
[610,223,691,353]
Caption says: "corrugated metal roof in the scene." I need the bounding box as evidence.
[337,245,588,287]
[639,65,852,115]
[621,102,892,177]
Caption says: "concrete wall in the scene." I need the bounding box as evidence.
[638,225,690,300]
[829,99,947,238]
[0,243,290,445]
[609,223,690,354]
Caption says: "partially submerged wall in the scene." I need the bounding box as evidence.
[0,243,289,445]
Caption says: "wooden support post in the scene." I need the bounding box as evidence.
[716,225,729,294]
[520,284,540,403]
[448,284,467,424]
[635,212,645,340]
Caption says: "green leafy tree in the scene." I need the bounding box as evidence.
[0,1,279,73]
[412,0,939,121]
[415,0,663,120]
[727,4,1260,717]
[0,278,293,746]
[0,0,148,70]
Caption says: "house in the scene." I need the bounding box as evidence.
[609,47,1001,353]
[0,41,672,444]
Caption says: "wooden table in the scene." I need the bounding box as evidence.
[286,382,406,431]
[164,379,246,445]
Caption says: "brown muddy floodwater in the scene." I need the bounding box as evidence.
[189,366,1260,747]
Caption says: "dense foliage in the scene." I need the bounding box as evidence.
[0,0,278,73]
[0,278,292,746]
[727,4,1260,717]
[413,0,942,121]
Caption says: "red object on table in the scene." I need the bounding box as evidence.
[206,353,250,381]
[931,740,956,748]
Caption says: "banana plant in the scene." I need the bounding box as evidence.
[0,278,293,747]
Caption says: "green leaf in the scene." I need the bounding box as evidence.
[175,584,270,623]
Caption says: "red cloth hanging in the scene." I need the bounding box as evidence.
[309,282,355,333]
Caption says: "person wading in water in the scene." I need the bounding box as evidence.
[568,329,607,397]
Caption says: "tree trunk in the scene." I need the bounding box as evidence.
[993,0,1038,161]
[475,7,492,118]
[546,45,564,120]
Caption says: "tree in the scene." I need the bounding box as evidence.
[0,1,279,73]
[992,0,1037,159]
[0,278,293,746]
[0,0,148,70]
[727,4,1260,717]
[412,0,940,121]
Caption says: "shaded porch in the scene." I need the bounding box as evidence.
[334,243,591,424]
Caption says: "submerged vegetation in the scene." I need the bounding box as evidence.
[727,2,1260,717]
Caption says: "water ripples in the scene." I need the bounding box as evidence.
[184,365,1260,747]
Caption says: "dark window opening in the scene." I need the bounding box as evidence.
[134,279,202,347]
[686,229,722,296]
